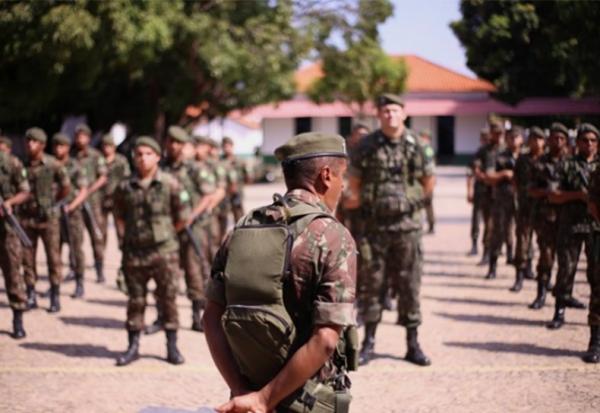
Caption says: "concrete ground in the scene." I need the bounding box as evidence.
[1,166,599,412]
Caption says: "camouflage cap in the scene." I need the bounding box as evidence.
[275,132,347,162]
[207,138,220,148]
[25,127,47,143]
[134,136,161,155]
[489,120,504,132]
[75,123,92,136]
[529,126,546,139]
[577,123,600,139]
[52,132,71,146]
[550,122,569,138]
[507,125,524,137]
[101,133,115,146]
[376,93,404,108]
[419,129,432,137]
[192,135,211,145]
[0,135,12,147]
[167,125,189,143]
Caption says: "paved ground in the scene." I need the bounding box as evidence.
[1,166,599,413]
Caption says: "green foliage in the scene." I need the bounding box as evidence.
[451,0,600,103]
[307,0,405,112]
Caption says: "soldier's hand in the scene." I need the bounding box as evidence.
[467,193,474,203]
[0,202,12,216]
[216,391,268,413]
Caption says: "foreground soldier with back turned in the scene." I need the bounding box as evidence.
[205,132,357,413]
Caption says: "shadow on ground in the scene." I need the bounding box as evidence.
[434,312,545,327]
[425,281,510,290]
[423,295,525,307]
[444,341,582,358]
[20,342,121,358]
[85,298,128,308]
[60,316,123,329]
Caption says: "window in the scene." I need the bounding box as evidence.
[295,117,312,134]
[338,117,352,138]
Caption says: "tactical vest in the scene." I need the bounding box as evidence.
[220,194,357,401]
[122,173,176,249]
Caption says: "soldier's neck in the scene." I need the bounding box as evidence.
[138,166,158,180]
[381,125,405,141]
[105,153,115,163]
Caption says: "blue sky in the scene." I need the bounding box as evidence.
[379,0,474,76]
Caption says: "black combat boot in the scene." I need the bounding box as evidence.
[191,300,204,332]
[116,331,141,366]
[405,327,431,366]
[11,309,26,339]
[64,270,76,282]
[166,330,185,365]
[485,255,497,280]
[524,259,535,279]
[547,300,566,330]
[26,285,37,309]
[145,307,163,335]
[468,239,478,256]
[358,322,377,366]
[478,248,490,266]
[529,279,547,310]
[563,296,586,309]
[509,268,524,293]
[47,284,61,313]
[95,261,105,284]
[506,248,514,265]
[71,274,84,299]
[582,326,600,363]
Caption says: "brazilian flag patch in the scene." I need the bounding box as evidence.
[179,190,190,203]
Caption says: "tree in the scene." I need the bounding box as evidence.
[306,0,406,114]
[450,0,600,103]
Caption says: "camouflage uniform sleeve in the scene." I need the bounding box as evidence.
[11,157,30,193]
[55,162,71,192]
[96,153,108,177]
[417,141,435,177]
[197,167,216,195]
[122,157,131,177]
[206,232,232,306]
[312,221,357,326]
[169,175,191,223]
[112,181,126,221]
[348,139,366,178]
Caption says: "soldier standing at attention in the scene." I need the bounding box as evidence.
[20,128,70,312]
[484,126,522,283]
[0,147,31,338]
[100,133,130,248]
[52,133,89,298]
[73,123,108,283]
[222,136,252,223]
[113,137,190,366]
[419,129,436,234]
[527,123,569,309]
[204,132,356,413]
[0,135,13,154]
[547,124,599,330]
[346,94,434,366]
[466,128,490,256]
[211,139,234,245]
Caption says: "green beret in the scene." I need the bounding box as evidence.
[134,136,161,155]
[207,138,219,148]
[192,135,211,145]
[376,93,404,108]
[75,123,92,135]
[578,123,599,139]
[507,126,524,136]
[550,122,569,138]
[222,136,234,146]
[167,125,189,143]
[52,133,71,146]
[529,126,546,139]
[25,127,47,143]
[0,136,12,147]
[102,133,115,146]
[275,132,347,162]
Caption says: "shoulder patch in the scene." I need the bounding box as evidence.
[424,146,434,158]
[179,190,190,203]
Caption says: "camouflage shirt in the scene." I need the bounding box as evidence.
[63,157,88,208]
[471,143,502,196]
[492,148,518,202]
[0,152,30,231]
[530,152,564,222]
[207,188,357,383]
[20,154,70,222]
[101,153,130,210]
[589,163,600,226]
[513,152,538,212]
[75,147,107,205]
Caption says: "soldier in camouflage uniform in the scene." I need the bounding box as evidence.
[466,129,490,256]
[73,123,108,283]
[52,133,89,298]
[222,136,252,223]
[161,126,215,332]
[0,135,13,154]
[100,133,130,247]
[113,137,190,366]
[205,132,356,412]
[211,139,234,247]
[527,123,569,309]
[484,126,522,282]
[419,129,436,234]
[547,124,599,330]
[347,94,434,367]
[0,148,30,338]
[20,128,70,312]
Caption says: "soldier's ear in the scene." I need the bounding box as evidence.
[319,165,333,190]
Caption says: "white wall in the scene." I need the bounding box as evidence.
[262,118,294,154]
[455,115,488,155]
[410,116,438,150]
[192,118,263,155]
[312,117,338,135]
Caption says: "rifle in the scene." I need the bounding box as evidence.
[0,195,32,248]
[59,203,77,273]
[83,200,103,240]
[185,211,209,260]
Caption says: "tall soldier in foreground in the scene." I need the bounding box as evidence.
[113,137,190,366]
[0,149,31,338]
[586,134,600,363]
[347,94,434,366]
[20,128,70,312]
[205,132,357,413]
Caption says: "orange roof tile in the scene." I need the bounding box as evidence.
[294,54,495,94]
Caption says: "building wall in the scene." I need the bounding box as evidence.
[410,116,438,151]
[262,118,294,154]
[312,117,338,135]
[455,115,488,155]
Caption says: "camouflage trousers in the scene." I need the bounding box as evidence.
[424,195,435,229]
[470,192,484,242]
[489,197,515,258]
[22,218,63,287]
[123,250,181,331]
[479,191,493,249]
[533,216,559,281]
[60,208,85,276]
[178,221,212,303]
[215,210,229,255]
[100,207,123,247]
[553,231,593,302]
[83,201,105,264]
[0,227,27,310]
[231,196,245,223]
[588,231,600,326]
[513,210,534,270]
[359,229,422,328]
